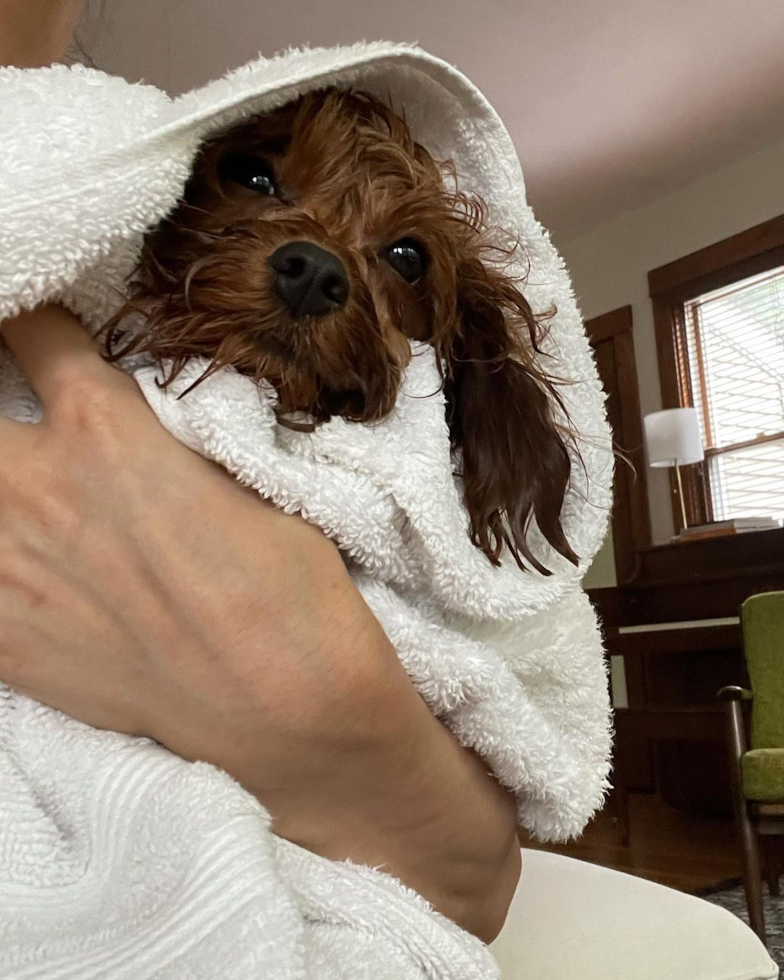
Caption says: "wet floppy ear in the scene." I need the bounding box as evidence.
[444,257,577,574]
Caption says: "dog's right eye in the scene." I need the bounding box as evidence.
[385,239,427,284]
[218,153,278,196]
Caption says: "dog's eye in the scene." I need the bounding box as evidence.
[218,153,278,195]
[385,239,427,284]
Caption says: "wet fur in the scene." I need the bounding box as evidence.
[106,89,577,573]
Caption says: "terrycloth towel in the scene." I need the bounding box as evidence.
[0,43,614,979]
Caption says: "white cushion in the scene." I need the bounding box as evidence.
[491,849,778,979]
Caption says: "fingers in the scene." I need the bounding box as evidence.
[0,305,121,408]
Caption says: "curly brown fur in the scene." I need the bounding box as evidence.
[105,88,578,573]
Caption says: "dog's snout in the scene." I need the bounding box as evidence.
[269,242,349,318]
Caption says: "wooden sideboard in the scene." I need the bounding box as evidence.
[590,527,784,823]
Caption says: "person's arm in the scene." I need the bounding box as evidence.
[0,306,521,941]
[0,0,85,67]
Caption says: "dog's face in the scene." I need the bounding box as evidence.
[125,91,480,423]
[113,89,577,573]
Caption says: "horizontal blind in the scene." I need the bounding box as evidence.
[683,265,784,520]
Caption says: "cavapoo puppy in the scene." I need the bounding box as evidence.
[106,88,577,575]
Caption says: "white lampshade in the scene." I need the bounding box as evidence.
[643,408,705,468]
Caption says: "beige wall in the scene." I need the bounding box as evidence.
[562,134,784,588]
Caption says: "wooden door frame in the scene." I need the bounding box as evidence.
[587,305,652,583]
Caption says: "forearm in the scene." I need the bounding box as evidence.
[0,0,85,67]
[254,691,520,942]
[146,514,520,938]
[199,593,521,942]
[304,681,522,943]
[132,507,520,941]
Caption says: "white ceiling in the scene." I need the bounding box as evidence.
[89,0,784,242]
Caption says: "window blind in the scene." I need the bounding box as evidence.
[682,265,784,521]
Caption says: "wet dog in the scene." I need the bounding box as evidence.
[107,89,576,574]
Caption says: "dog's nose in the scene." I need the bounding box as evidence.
[269,242,349,318]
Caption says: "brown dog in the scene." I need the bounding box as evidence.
[106,88,577,574]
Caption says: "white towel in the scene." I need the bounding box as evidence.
[0,43,614,979]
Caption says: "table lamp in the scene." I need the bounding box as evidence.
[643,407,705,531]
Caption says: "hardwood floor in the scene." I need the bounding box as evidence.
[520,791,743,893]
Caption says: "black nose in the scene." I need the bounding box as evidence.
[269,242,349,318]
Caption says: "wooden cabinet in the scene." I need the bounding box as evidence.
[592,527,784,816]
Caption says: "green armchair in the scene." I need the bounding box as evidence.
[719,590,784,944]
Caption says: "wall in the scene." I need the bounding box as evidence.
[565,133,784,588]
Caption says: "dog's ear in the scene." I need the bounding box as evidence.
[444,257,578,574]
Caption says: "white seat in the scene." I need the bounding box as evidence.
[491,849,778,980]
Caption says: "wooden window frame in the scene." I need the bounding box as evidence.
[649,214,784,530]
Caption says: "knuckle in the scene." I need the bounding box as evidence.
[32,484,78,538]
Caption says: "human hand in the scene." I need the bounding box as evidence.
[0,305,400,778]
[0,306,520,939]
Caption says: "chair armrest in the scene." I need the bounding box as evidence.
[718,686,751,813]
[717,685,753,702]
[717,686,751,760]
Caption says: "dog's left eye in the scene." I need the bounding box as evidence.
[218,153,278,195]
[385,239,427,284]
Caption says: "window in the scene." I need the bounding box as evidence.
[649,214,784,529]
[680,266,784,520]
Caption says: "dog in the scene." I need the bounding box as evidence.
[106,88,577,575]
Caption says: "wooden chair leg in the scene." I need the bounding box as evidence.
[739,812,766,940]
[761,835,781,897]
[772,844,782,898]
[718,688,766,943]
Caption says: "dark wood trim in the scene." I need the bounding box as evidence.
[614,327,652,567]
[648,213,784,297]
[586,306,652,582]
[651,246,784,309]
[652,299,682,410]
[653,281,708,529]
[649,214,784,530]
[585,304,634,344]
[652,300,690,532]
